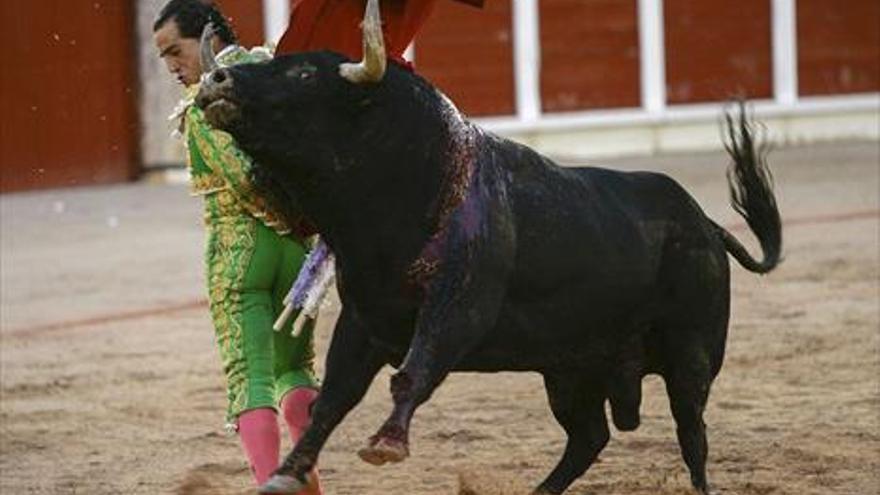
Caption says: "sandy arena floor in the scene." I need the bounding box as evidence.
[1,141,878,495]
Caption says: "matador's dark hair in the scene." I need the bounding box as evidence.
[153,0,238,45]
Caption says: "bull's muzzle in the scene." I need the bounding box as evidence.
[195,69,241,130]
[196,23,241,129]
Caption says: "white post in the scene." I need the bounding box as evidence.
[262,0,290,46]
[512,0,542,123]
[638,0,667,114]
[772,0,798,106]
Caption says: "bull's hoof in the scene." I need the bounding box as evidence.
[357,436,409,465]
[258,474,305,494]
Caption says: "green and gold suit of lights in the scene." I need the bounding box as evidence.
[183,46,317,424]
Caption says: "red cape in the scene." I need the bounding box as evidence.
[276,0,484,60]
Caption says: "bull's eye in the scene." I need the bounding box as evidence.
[286,64,317,82]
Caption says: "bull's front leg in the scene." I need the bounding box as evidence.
[356,277,506,465]
[261,307,386,494]
[358,212,513,466]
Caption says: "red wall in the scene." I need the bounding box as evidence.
[540,0,641,112]
[664,0,772,104]
[0,2,140,193]
[416,1,515,117]
[797,0,880,96]
[0,0,267,193]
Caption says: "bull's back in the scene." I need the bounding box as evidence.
[494,140,685,293]
[468,138,712,368]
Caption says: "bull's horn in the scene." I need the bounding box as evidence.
[200,22,220,73]
[339,0,386,83]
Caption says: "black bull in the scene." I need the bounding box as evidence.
[196,52,782,494]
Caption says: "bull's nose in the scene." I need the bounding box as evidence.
[196,68,242,129]
[202,68,233,93]
[195,68,234,110]
[209,68,229,85]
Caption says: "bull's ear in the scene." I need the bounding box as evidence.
[339,0,386,84]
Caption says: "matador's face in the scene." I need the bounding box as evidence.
[154,19,203,87]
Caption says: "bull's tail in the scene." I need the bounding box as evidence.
[712,102,782,274]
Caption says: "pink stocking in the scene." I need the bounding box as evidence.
[280,388,323,495]
[280,388,318,442]
[237,408,280,486]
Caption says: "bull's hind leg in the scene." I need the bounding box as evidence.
[661,303,727,494]
[664,357,713,495]
[659,243,729,495]
[534,374,609,495]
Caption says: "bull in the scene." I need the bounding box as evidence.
[195,1,782,493]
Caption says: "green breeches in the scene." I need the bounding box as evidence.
[204,191,317,423]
